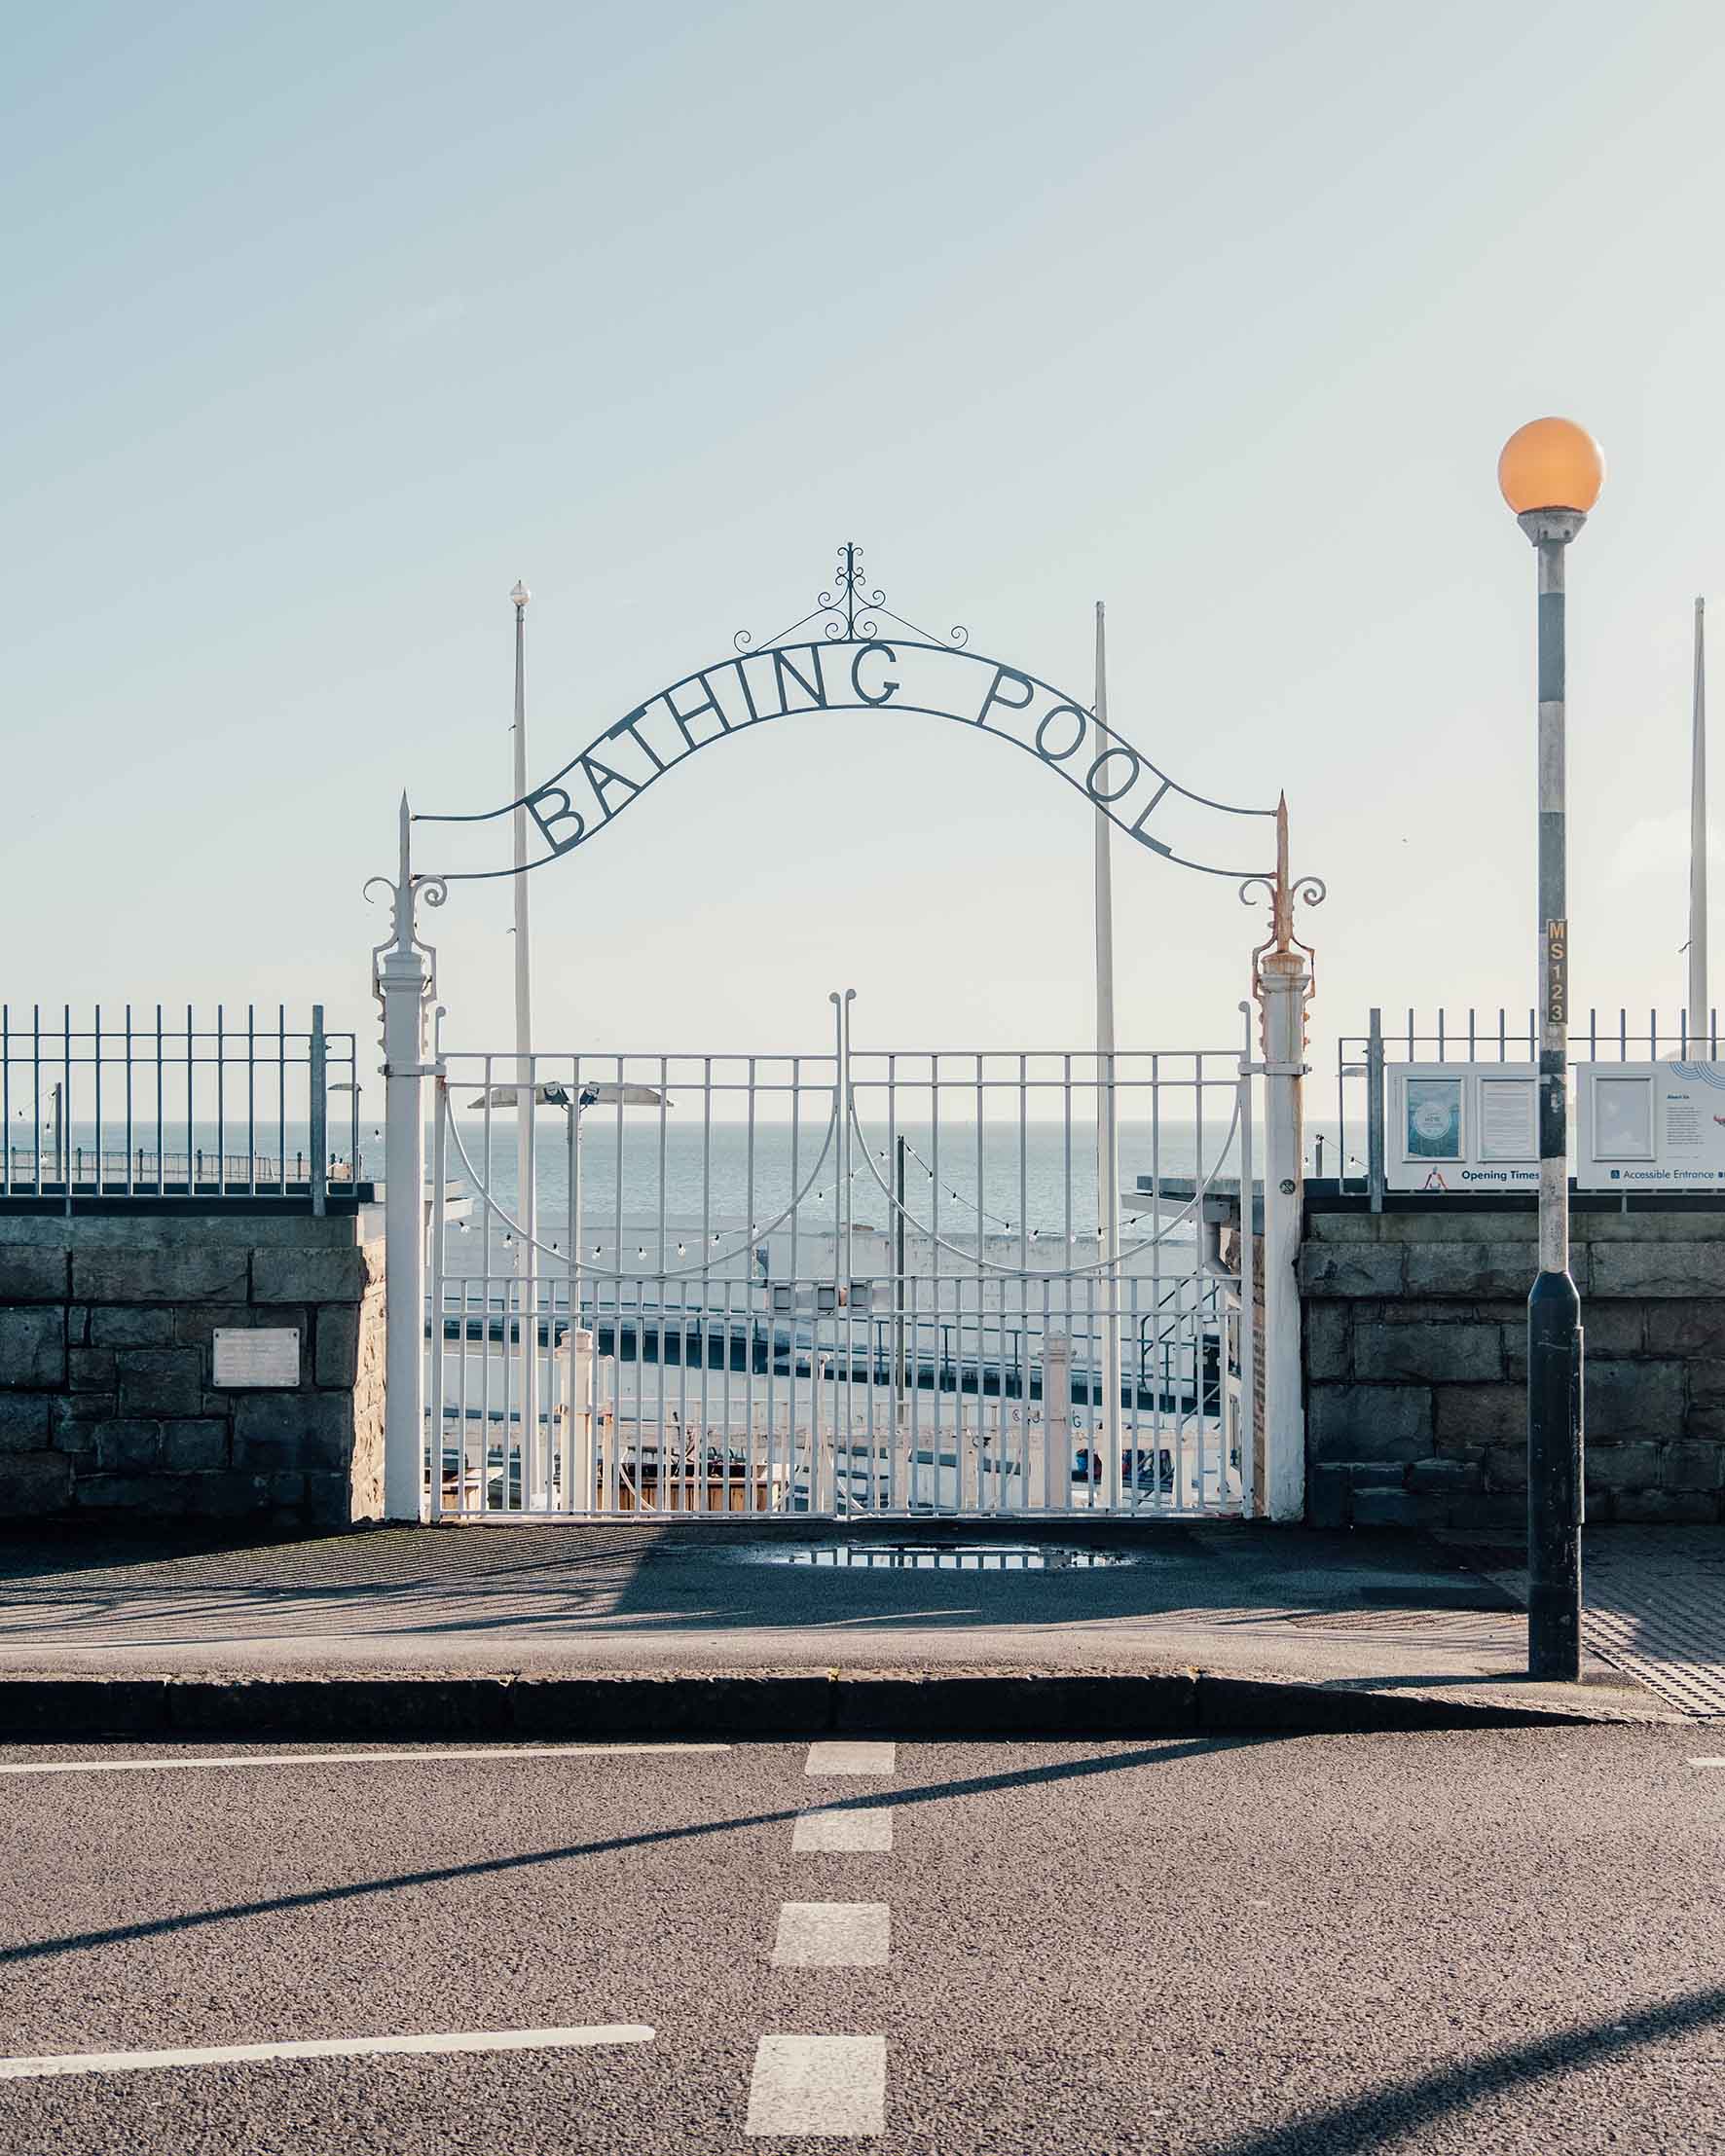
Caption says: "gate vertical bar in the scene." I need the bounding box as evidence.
[374,796,434,1522]
[310,1005,328,1217]
[1253,798,1313,1522]
[428,1077,447,1519]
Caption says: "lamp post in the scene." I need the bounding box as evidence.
[510,580,535,1480]
[1498,415,1606,1683]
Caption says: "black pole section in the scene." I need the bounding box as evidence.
[1523,512,1586,1682]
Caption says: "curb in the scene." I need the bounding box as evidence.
[0,1669,1628,1742]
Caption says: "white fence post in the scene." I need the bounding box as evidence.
[1246,796,1322,1523]
[370,796,442,1524]
[1257,948,1310,1521]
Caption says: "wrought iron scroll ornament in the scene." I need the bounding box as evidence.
[732,541,970,654]
[1240,791,1326,1002]
[411,540,1305,895]
[365,792,447,1034]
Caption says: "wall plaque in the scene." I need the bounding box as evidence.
[213,1328,301,1387]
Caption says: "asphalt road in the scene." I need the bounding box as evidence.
[0,1728,1720,2153]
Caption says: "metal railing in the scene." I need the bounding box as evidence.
[424,1028,1253,1519]
[0,1005,364,1211]
[1335,1005,1721,1208]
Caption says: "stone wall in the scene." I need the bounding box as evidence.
[1303,1202,1725,1530]
[0,1213,385,1529]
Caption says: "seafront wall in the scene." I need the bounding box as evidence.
[1302,1199,1725,1529]
[0,1213,384,1529]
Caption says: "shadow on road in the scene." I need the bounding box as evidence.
[1200,1984,1725,2156]
[0,1737,1255,1969]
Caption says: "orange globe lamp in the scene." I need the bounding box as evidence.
[1497,418,1605,517]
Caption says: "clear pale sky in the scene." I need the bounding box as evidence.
[6,0,1724,1071]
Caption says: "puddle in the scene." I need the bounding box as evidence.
[722,1541,1140,1571]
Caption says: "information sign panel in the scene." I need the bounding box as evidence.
[1576,1063,1725,1188]
[212,1328,301,1387]
[1384,1064,1538,1191]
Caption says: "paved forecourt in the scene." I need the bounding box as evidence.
[1,1730,1723,2151]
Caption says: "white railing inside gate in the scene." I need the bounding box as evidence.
[421,1005,1258,1522]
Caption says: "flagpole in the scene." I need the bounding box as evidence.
[1691,596,1708,1046]
[510,579,537,1484]
[1093,601,1122,1500]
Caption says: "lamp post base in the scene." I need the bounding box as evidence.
[1527,1265,1583,1682]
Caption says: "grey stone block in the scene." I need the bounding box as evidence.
[1439,1493,1525,1531]
[1663,1441,1725,1492]
[1402,1243,1539,1299]
[1591,1241,1725,1297]
[0,1395,52,1450]
[67,1304,90,1345]
[1571,1302,1644,1356]
[162,1421,231,1471]
[117,1347,203,1418]
[1615,1490,1720,1523]
[50,1395,111,1451]
[1484,1445,1528,1492]
[69,1347,116,1392]
[1434,1384,1523,1444]
[1585,1357,1684,1439]
[95,1419,164,1471]
[0,1249,67,1301]
[1354,1321,1503,1384]
[0,1306,64,1388]
[72,1473,165,1511]
[233,1392,352,1472]
[1299,1245,1405,1297]
[1586,1211,1725,1241]
[1406,1457,1479,1492]
[252,1249,366,1304]
[303,1471,352,1526]
[1643,1301,1725,1357]
[1584,1441,1663,1493]
[1351,1486,1420,1528]
[314,1305,360,1387]
[1305,1463,1351,1528]
[75,1249,248,1304]
[89,1307,175,1347]
[0,1452,72,1514]
[1307,1383,1433,1463]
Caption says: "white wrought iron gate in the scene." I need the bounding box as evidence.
[422,997,1257,1520]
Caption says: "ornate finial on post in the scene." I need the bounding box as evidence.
[1241,792,1325,1038]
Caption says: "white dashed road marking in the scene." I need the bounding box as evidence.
[746,2034,888,2137]
[0,2026,655,2081]
[0,1745,728,1778]
[1688,1759,1725,1767]
[792,1805,894,1852]
[804,1740,897,1776]
[772,1903,891,1968]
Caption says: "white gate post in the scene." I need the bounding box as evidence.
[370,795,444,1523]
[1248,797,1321,1523]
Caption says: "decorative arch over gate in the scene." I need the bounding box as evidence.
[410,543,1299,891]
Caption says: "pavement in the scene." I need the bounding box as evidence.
[4,1520,1725,1732]
[2,1726,1724,2152]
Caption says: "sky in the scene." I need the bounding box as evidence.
[6,0,1725,1082]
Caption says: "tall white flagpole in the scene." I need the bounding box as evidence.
[510,580,537,1482]
[1691,596,1708,1045]
[1093,601,1122,1497]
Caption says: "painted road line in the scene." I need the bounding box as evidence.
[805,1741,897,1776]
[1689,1759,1725,1767]
[746,2034,887,2137]
[0,1745,729,1778]
[0,2026,655,2082]
[792,1806,894,1853]
[772,1902,891,1968]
